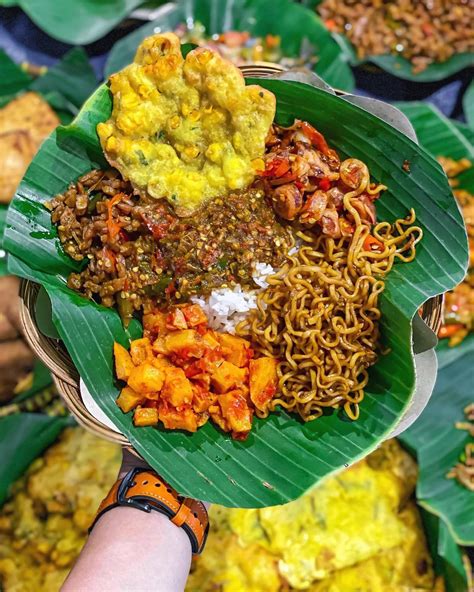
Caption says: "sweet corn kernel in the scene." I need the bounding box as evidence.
[196,50,213,65]
[188,110,201,122]
[184,146,200,159]
[252,158,265,172]
[168,115,181,129]
[138,84,151,98]
[106,136,118,151]
[206,143,223,162]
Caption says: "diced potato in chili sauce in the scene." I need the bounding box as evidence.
[114,342,134,381]
[167,308,188,330]
[217,333,252,368]
[151,356,173,371]
[192,385,217,413]
[143,311,168,336]
[158,402,200,432]
[165,330,206,358]
[202,331,220,350]
[249,357,278,412]
[129,337,153,365]
[161,367,194,407]
[113,303,279,439]
[217,390,253,438]
[181,304,208,327]
[116,386,145,413]
[211,361,248,394]
[133,407,159,427]
[128,362,165,395]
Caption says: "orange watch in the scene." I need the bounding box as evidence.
[90,468,209,554]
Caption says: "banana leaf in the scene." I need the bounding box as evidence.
[464,81,474,131]
[2,0,150,45]
[0,413,70,505]
[30,47,98,111]
[12,360,53,404]
[104,0,355,91]
[0,50,32,107]
[4,71,468,506]
[396,102,474,367]
[453,121,474,146]
[0,205,7,276]
[301,0,474,82]
[0,48,96,118]
[400,345,474,545]
[421,509,469,592]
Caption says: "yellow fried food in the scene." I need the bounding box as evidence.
[187,440,438,592]
[98,32,275,215]
[0,427,120,592]
[0,92,59,203]
[0,131,36,204]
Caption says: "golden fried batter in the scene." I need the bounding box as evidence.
[187,440,439,592]
[98,33,275,215]
[0,92,59,203]
[0,428,121,591]
[0,131,36,204]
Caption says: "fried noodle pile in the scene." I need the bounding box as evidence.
[239,161,422,422]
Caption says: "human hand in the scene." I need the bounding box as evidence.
[0,276,35,403]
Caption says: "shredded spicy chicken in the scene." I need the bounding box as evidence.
[258,120,382,239]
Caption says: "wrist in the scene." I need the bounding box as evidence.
[92,465,210,554]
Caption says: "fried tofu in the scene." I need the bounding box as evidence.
[0,92,59,204]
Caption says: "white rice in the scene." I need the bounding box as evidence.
[191,262,275,333]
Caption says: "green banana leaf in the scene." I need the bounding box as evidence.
[0,413,71,505]
[0,205,7,276]
[0,50,32,107]
[12,360,53,404]
[0,48,96,118]
[453,121,474,147]
[30,47,98,111]
[105,0,355,91]
[1,0,150,45]
[464,81,474,131]
[400,344,474,545]
[396,102,473,367]
[301,0,474,82]
[4,73,468,506]
[421,509,469,592]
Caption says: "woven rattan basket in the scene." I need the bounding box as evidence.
[17,63,444,445]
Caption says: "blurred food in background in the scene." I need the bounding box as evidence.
[175,22,316,69]
[0,277,35,403]
[0,428,121,591]
[437,157,474,346]
[447,403,474,491]
[0,430,443,591]
[0,92,59,204]
[187,439,441,591]
[317,0,474,73]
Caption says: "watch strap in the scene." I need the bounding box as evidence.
[90,468,209,554]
